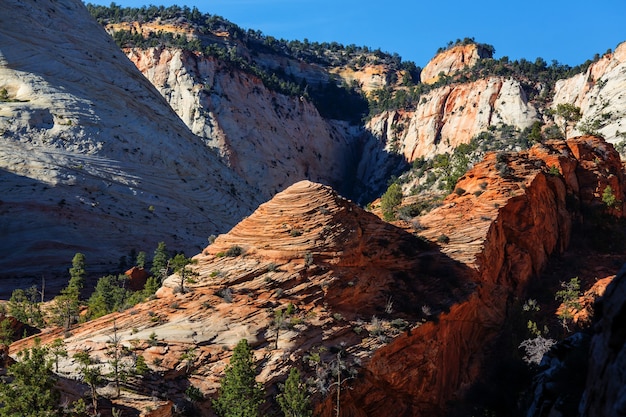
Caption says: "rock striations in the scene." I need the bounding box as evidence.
[10,180,472,415]
[367,76,538,161]
[125,47,362,199]
[10,136,625,416]
[553,42,626,145]
[0,0,261,285]
[420,43,494,85]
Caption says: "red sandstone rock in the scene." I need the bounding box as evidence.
[8,136,625,417]
[125,266,150,292]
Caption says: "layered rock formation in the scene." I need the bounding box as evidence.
[420,43,493,84]
[315,136,624,416]
[0,0,261,286]
[367,76,538,161]
[11,180,469,415]
[553,41,626,143]
[330,63,406,95]
[125,47,362,199]
[10,136,624,416]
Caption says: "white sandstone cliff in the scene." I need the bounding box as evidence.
[553,42,626,143]
[0,0,260,286]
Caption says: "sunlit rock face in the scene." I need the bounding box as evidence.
[367,77,538,161]
[0,0,260,287]
[420,43,493,85]
[553,42,626,144]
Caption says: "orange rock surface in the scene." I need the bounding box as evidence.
[421,44,493,85]
[9,136,625,417]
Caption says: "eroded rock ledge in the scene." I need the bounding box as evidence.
[10,136,625,417]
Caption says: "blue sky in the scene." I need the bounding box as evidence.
[87,0,626,68]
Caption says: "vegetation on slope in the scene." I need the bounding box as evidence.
[368,37,601,115]
[378,121,546,220]
[86,3,421,123]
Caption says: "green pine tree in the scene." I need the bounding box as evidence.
[150,241,170,278]
[87,275,128,319]
[74,350,103,413]
[136,251,147,268]
[213,339,265,417]
[68,252,86,290]
[51,253,87,329]
[48,338,67,373]
[0,343,61,416]
[277,368,312,417]
[170,253,198,293]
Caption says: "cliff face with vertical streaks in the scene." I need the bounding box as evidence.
[366,77,539,161]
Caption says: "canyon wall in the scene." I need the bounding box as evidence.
[367,76,539,161]
[315,136,625,416]
[553,41,626,143]
[12,137,624,416]
[125,47,402,200]
[0,0,260,285]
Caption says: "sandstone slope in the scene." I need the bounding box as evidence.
[10,136,624,416]
[0,0,261,286]
[11,180,472,415]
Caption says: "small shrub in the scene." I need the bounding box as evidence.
[548,165,561,176]
[454,187,466,196]
[285,302,295,316]
[602,185,618,208]
[185,385,204,402]
[266,263,277,272]
[304,251,313,266]
[437,234,450,244]
[519,336,556,365]
[421,305,433,316]
[397,203,421,220]
[217,287,233,303]
[497,162,513,178]
[226,245,244,257]
[289,229,303,237]
[390,318,408,330]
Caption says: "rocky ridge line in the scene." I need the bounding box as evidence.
[10,136,625,416]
